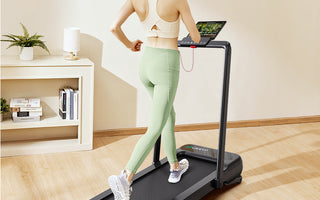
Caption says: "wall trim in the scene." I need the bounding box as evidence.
[94,115,320,137]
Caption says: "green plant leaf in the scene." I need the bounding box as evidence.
[2,23,50,52]
[29,33,44,40]
[0,40,15,42]
[1,97,10,113]
[20,22,29,38]
[2,34,18,41]
[6,43,20,49]
[34,40,51,54]
[9,34,25,41]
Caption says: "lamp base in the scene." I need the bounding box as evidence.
[64,52,79,60]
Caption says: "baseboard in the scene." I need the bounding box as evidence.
[93,115,320,137]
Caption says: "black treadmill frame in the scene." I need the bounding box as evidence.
[161,40,232,189]
[91,40,234,200]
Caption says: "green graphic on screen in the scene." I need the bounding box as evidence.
[196,21,226,40]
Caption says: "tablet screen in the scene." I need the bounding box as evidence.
[193,21,226,40]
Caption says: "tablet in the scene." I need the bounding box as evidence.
[188,21,226,40]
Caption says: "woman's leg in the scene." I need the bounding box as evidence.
[161,105,179,168]
[125,106,179,182]
[125,83,177,174]
[125,47,180,178]
[142,86,179,170]
[136,82,179,172]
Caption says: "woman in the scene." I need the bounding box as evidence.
[108,0,200,199]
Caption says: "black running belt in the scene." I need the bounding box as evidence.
[102,155,217,200]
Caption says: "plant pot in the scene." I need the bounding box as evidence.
[0,113,3,122]
[20,47,34,60]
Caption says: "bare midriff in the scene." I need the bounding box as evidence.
[147,36,178,50]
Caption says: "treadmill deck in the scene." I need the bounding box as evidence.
[102,154,217,200]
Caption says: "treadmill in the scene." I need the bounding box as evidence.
[91,40,243,200]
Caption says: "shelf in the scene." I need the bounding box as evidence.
[1,55,94,67]
[1,138,92,157]
[1,115,79,130]
[0,55,94,157]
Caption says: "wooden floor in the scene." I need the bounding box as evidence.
[2,122,320,200]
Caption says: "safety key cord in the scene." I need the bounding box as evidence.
[179,46,196,72]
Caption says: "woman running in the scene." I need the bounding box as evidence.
[108,0,200,199]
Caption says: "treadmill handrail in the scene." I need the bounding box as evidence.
[178,40,232,189]
[215,41,231,189]
[153,40,232,189]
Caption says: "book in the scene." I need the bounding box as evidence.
[74,90,79,120]
[12,116,40,122]
[11,107,43,112]
[65,88,70,120]
[12,111,42,117]
[59,89,67,119]
[59,87,79,120]
[70,88,74,120]
[10,98,40,108]
[28,98,40,107]
[10,98,28,107]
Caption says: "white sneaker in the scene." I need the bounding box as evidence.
[108,170,132,200]
[168,158,189,183]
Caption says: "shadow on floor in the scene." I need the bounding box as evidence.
[201,183,240,200]
[202,149,320,199]
[237,129,319,155]
[93,135,131,149]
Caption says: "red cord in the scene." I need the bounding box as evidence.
[179,47,195,72]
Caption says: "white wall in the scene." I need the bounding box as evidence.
[1,0,320,131]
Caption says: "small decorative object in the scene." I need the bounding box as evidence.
[1,97,10,121]
[1,22,51,60]
[10,98,42,122]
[63,27,80,60]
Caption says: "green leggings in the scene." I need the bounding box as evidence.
[125,46,180,174]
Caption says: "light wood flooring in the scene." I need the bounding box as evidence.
[2,122,320,200]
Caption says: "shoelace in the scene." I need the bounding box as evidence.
[127,186,133,197]
[113,190,123,200]
[169,170,181,179]
[121,171,132,199]
[170,159,189,177]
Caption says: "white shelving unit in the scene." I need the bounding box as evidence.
[1,115,79,130]
[0,55,94,157]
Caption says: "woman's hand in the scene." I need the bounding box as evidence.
[129,40,143,52]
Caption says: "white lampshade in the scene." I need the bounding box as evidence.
[63,27,80,52]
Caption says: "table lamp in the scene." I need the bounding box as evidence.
[63,27,80,60]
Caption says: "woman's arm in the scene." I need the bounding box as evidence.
[177,0,200,43]
[110,0,143,51]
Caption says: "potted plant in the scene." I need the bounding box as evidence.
[1,22,51,60]
[1,97,10,121]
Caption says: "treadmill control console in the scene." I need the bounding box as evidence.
[180,144,239,163]
[179,36,211,47]
[181,144,215,157]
